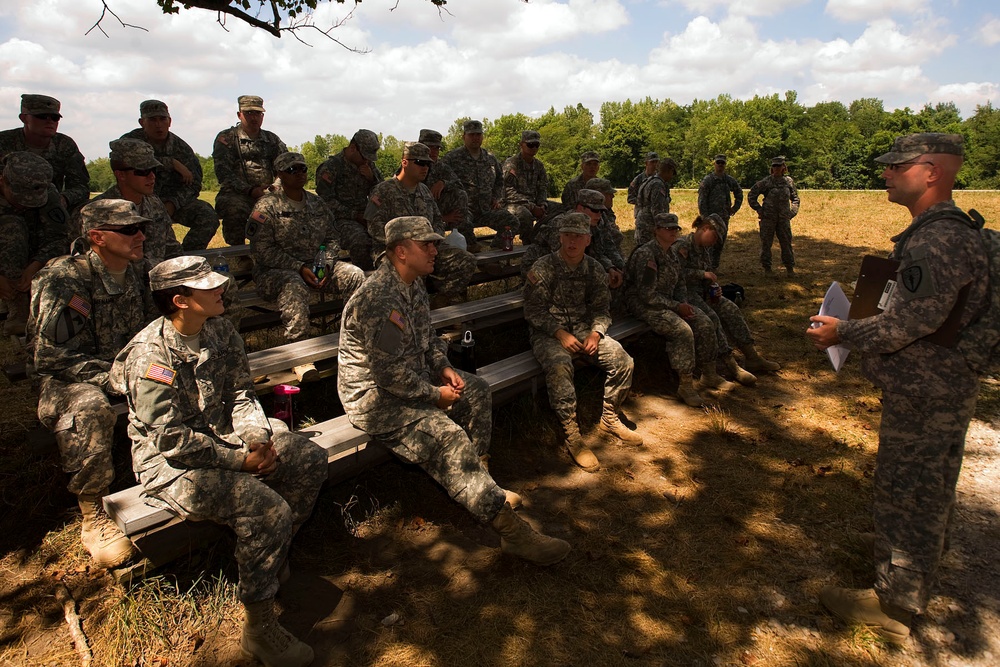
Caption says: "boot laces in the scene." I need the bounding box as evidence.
[262,618,294,653]
[92,507,124,542]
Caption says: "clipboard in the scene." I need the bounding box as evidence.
[849,254,967,348]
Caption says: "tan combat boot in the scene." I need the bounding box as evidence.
[562,419,599,472]
[78,491,136,569]
[722,353,757,386]
[241,598,314,667]
[491,503,571,566]
[819,587,912,645]
[597,404,644,446]
[676,373,705,408]
[695,364,737,393]
[2,293,29,337]
[740,345,781,373]
[292,363,319,383]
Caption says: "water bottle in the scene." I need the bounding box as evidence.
[709,281,722,304]
[443,229,467,251]
[313,245,328,281]
[211,252,230,278]
[273,384,301,428]
[501,226,514,251]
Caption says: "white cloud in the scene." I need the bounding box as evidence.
[672,0,809,18]
[930,82,1000,113]
[824,0,929,22]
[977,17,1000,45]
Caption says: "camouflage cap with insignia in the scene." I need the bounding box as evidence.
[418,129,443,147]
[584,178,615,195]
[274,152,307,172]
[463,119,484,134]
[576,188,606,211]
[646,151,660,162]
[80,199,153,233]
[20,94,61,117]
[875,132,965,164]
[403,142,431,161]
[521,130,541,143]
[699,213,725,235]
[580,150,600,163]
[150,255,230,292]
[654,212,681,230]
[139,99,170,118]
[109,138,163,170]
[352,129,379,161]
[1,152,52,208]
[558,212,592,235]
[385,216,444,245]
[714,154,727,163]
[238,95,265,112]
[770,155,786,167]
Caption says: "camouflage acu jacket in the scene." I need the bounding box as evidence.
[0,128,90,211]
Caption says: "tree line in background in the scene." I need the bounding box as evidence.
[88,91,1000,194]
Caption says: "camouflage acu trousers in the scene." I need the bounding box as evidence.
[337,219,374,271]
[873,389,977,614]
[377,371,506,524]
[37,378,117,496]
[428,245,476,299]
[150,422,327,603]
[256,263,365,341]
[0,216,29,280]
[688,293,753,357]
[634,214,654,247]
[710,216,729,270]
[437,187,477,249]
[758,215,794,270]
[173,199,220,251]
[473,209,522,248]
[634,306,716,375]
[505,204,538,243]
[530,330,634,423]
[215,190,254,246]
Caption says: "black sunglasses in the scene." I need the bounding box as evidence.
[281,165,308,174]
[97,223,147,236]
[411,159,432,168]
[122,167,157,177]
[525,141,540,149]
[32,113,61,122]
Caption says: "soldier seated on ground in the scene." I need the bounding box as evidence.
[338,216,571,566]
[674,214,780,385]
[29,199,159,569]
[111,256,327,667]
[248,152,365,382]
[122,99,219,251]
[523,212,644,473]
[622,212,733,408]
[502,129,549,243]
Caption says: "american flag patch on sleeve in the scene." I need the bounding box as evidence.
[68,294,91,317]
[250,210,267,224]
[145,363,176,385]
[389,309,406,330]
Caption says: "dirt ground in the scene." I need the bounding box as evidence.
[3,190,1000,666]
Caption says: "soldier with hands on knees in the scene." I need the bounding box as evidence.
[111,256,327,667]
[502,130,548,243]
[338,216,570,566]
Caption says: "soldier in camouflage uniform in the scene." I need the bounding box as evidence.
[441,120,521,247]
[748,156,799,275]
[561,151,601,207]
[366,142,475,306]
[213,96,287,246]
[30,199,158,569]
[248,153,365,381]
[634,158,677,246]
[0,152,69,334]
[316,129,382,270]
[86,138,182,266]
[674,214,779,386]
[417,128,479,251]
[807,134,988,645]
[624,213,731,408]
[524,213,643,473]
[697,154,743,270]
[110,256,326,667]
[0,94,90,213]
[122,100,219,250]
[338,216,570,565]
[585,177,624,250]
[627,151,659,220]
[502,130,549,243]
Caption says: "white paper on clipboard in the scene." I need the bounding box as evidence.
[818,282,851,372]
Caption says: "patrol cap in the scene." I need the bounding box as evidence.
[584,177,615,195]
[714,153,727,163]
[654,212,681,230]
[558,212,592,235]
[109,138,163,170]
[698,213,725,235]
[403,142,431,161]
[352,129,379,161]
[274,152,307,172]
[521,130,541,143]
[875,133,965,164]
[385,216,444,246]
[238,95,265,112]
[1,152,52,208]
[645,151,660,162]
[576,188,606,211]
[20,94,61,118]
[770,155,786,167]
[580,150,600,163]
[463,119,484,134]
[150,255,230,292]
[80,199,153,234]
[418,129,443,147]
[139,99,170,118]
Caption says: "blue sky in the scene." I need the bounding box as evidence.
[0,0,997,162]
